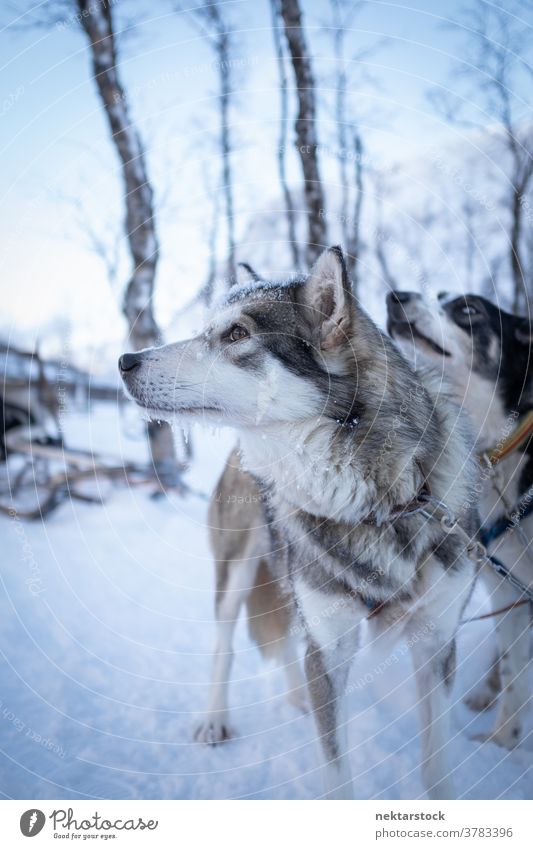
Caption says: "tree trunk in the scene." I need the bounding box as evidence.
[270,0,300,268]
[375,235,399,291]
[509,149,533,313]
[77,0,180,487]
[511,184,526,313]
[328,0,364,288]
[375,190,399,292]
[332,7,349,255]
[191,2,237,286]
[345,131,364,287]
[201,175,221,305]
[218,29,237,283]
[280,0,327,267]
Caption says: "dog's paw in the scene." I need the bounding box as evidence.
[464,688,498,712]
[193,717,234,745]
[472,725,521,749]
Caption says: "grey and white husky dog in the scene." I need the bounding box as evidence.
[387,290,533,749]
[120,246,478,799]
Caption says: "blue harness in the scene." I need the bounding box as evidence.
[480,491,533,547]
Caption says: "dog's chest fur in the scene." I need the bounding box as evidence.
[240,416,468,607]
[240,421,377,522]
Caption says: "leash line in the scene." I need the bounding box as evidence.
[394,492,533,607]
[461,599,530,625]
[480,453,533,555]
[483,409,533,466]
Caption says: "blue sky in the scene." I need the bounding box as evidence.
[0,0,530,363]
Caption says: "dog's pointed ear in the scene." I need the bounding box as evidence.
[302,246,354,350]
[236,263,261,287]
[515,319,533,345]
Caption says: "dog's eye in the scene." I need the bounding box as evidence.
[461,305,479,316]
[228,324,249,342]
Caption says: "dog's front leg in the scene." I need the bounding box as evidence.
[408,556,475,799]
[410,635,457,800]
[296,584,359,799]
[194,559,257,745]
[475,566,531,748]
[305,637,355,799]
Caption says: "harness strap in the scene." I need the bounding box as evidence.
[364,597,388,619]
[480,493,533,547]
[483,409,533,466]
[363,481,431,526]
[357,475,533,617]
[422,499,533,605]
[475,410,533,547]
[343,588,389,620]
[462,598,529,624]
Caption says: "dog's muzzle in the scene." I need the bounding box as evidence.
[386,290,421,334]
[386,290,420,319]
[388,290,414,306]
[119,352,142,373]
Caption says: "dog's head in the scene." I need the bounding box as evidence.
[386,289,533,413]
[119,246,363,430]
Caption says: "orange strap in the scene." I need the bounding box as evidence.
[462,598,529,624]
[484,410,533,466]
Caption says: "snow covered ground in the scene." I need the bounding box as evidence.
[1,403,532,800]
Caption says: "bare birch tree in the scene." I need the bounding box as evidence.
[430,0,533,312]
[177,161,222,310]
[199,165,222,305]
[270,0,300,268]
[373,181,400,292]
[76,0,179,487]
[279,0,327,267]
[185,0,237,284]
[327,0,367,287]
[54,178,123,292]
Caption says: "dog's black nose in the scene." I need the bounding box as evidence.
[388,290,412,304]
[119,352,142,373]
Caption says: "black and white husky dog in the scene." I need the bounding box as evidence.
[387,289,533,749]
[120,247,479,799]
